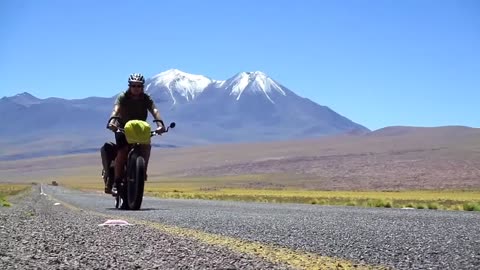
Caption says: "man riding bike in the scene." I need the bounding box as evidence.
[103,73,165,194]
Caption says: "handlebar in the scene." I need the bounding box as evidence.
[107,117,176,137]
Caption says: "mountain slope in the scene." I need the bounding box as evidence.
[0,69,369,160]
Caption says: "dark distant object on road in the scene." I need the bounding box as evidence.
[51,181,58,186]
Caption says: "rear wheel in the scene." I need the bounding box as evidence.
[127,156,145,210]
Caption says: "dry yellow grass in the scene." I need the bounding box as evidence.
[0,183,31,196]
[64,178,480,211]
[0,183,31,207]
[143,187,480,211]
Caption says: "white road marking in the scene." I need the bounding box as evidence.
[98,219,133,227]
[40,184,46,196]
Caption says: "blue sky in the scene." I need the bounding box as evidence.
[1,0,479,130]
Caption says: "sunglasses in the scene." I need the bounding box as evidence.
[129,84,143,88]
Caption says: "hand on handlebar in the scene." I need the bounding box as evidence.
[107,123,118,132]
[108,123,125,133]
[106,116,175,135]
[154,125,166,135]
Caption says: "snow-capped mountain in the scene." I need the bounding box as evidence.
[145,69,290,105]
[220,71,287,103]
[146,69,213,104]
[0,69,370,160]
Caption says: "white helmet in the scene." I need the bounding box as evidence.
[128,73,145,84]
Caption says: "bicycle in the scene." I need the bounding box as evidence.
[104,116,175,210]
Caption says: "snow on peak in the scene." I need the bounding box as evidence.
[144,69,287,104]
[146,69,213,103]
[220,71,286,103]
[14,92,37,98]
[7,92,41,106]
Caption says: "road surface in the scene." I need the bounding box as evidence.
[1,185,479,269]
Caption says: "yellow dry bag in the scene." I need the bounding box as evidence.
[124,120,151,144]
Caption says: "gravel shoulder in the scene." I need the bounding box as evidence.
[0,186,293,270]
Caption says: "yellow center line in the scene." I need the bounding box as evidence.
[46,194,389,270]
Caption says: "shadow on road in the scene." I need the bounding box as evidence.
[104,207,168,211]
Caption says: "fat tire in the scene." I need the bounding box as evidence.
[127,156,145,210]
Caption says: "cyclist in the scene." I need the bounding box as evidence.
[104,73,165,194]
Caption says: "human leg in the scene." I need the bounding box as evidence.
[101,142,117,193]
[110,132,129,193]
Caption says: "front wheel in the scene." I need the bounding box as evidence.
[127,156,145,210]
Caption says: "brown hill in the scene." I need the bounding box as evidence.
[1,126,479,191]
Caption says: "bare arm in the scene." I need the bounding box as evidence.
[148,102,165,128]
[107,104,122,130]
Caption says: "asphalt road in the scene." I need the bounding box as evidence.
[2,186,294,270]
[39,185,480,269]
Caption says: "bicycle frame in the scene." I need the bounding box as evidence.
[106,117,175,210]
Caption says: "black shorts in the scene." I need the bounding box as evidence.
[115,132,129,149]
